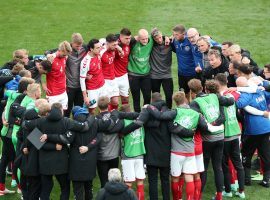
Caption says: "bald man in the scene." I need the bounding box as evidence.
[127,29,154,112]
[235,76,270,188]
[187,28,220,74]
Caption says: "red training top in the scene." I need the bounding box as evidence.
[80,54,105,90]
[114,43,130,77]
[46,52,67,96]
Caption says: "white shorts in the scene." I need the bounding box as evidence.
[121,159,145,182]
[115,74,129,97]
[104,79,119,98]
[47,92,68,110]
[195,153,204,173]
[87,85,106,108]
[170,153,197,177]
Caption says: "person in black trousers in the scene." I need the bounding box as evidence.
[149,28,173,108]
[12,99,50,200]
[188,79,234,200]
[24,103,89,200]
[96,96,140,188]
[143,93,171,200]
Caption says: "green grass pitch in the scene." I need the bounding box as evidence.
[0,0,270,199]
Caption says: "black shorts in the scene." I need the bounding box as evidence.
[178,75,197,93]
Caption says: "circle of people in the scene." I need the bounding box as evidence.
[0,24,270,200]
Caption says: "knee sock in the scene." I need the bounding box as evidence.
[0,183,5,191]
[171,181,179,200]
[194,178,202,200]
[216,192,222,200]
[137,184,144,200]
[121,96,129,105]
[109,103,118,111]
[229,159,237,184]
[178,177,184,199]
[260,159,264,175]
[186,181,194,200]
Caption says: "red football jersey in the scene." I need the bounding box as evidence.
[114,44,130,77]
[101,49,115,80]
[223,90,240,101]
[80,54,105,90]
[46,52,67,96]
[194,130,203,155]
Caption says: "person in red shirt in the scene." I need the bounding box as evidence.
[100,34,124,111]
[114,28,132,106]
[80,39,105,114]
[45,41,72,110]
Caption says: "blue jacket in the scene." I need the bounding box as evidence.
[191,45,203,69]
[171,37,196,76]
[262,80,270,110]
[5,75,21,91]
[191,38,220,69]
[236,90,270,135]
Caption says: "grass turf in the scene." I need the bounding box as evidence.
[0,0,270,199]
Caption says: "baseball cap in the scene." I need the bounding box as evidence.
[72,106,89,118]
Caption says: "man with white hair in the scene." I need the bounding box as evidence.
[228,44,260,75]
[128,29,154,112]
[96,168,137,200]
[187,28,220,74]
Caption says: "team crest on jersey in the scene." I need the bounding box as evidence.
[125,46,129,52]
[130,129,141,138]
[206,105,219,120]
[185,46,190,51]
[179,116,192,129]
[227,106,236,120]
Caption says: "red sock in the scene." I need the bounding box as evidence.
[0,183,5,191]
[228,159,238,184]
[216,192,222,200]
[171,181,179,200]
[121,96,129,105]
[260,159,264,174]
[137,184,144,200]
[186,181,194,200]
[17,184,21,190]
[108,103,112,112]
[110,103,118,111]
[178,177,184,199]
[194,178,202,200]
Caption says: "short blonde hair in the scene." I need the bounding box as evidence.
[173,91,186,106]
[98,96,110,110]
[228,44,241,54]
[27,83,40,97]
[19,69,32,78]
[35,99,51,116]
[13,49,29,59]
[188,79,203,94]
[108,168,122,182]
[58,41,72,54]
[71,33,83,44]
